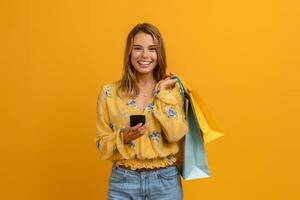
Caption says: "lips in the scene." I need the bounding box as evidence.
[138,60,152,65]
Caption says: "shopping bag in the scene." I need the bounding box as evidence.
[173,76,223,180]
[190,91,224,144]
[175,76,224,144]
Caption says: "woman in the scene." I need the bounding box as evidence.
[96,23,188,200]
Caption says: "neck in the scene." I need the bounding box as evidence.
[136,72,156,86]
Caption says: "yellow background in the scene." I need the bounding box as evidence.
[1,0,299,199]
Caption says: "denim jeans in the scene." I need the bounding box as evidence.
[107,165,183,200]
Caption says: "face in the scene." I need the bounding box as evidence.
[130,32,158,75]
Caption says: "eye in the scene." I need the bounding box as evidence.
[133,47,142,50]
[149,47,156,51]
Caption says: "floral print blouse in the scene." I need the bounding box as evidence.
[95,81,188,170]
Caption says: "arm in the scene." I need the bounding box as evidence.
[153,82,189,143]
[95,85,130,160]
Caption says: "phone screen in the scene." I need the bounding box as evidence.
[130,115,146,127]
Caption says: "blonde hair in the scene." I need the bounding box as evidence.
[117,23,167,98]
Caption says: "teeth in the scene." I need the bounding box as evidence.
[138,61,151,65]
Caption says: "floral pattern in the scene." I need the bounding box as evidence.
[153,88,160,97]
[127,141,136,148]
[147,103,154,110]
[127,99,137,107]
[149,130,160,142]
[147,102,155,113]
[165,106,177,118]
[104,85,112,97]
[127,99,155,112]
[96,81,188,169]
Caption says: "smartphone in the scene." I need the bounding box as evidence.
[130,115,146,127]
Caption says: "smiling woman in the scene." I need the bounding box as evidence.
[131,33,158,73]
[95,23,188,200]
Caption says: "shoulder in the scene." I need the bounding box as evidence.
[98,80,120,98]
[102,81,119,91]
[102,80,119,89]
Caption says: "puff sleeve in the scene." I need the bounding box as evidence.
[95,85,130,160]
[153,82,189,143]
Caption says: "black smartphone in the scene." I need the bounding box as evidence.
[130,115,146,127]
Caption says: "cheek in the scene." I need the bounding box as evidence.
[152,53,158,62]
[131,52,140,61]
[130,53,139,69]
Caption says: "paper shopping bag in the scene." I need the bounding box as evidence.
[174,75,223,180]
[183,95,210,179]
[190,91,224,144]
[175,76,224,144]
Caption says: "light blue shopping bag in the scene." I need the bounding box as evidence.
[174,76,210,180]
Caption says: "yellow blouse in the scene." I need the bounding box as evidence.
[95,80,188,170]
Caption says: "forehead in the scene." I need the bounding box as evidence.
[133,32,156,45]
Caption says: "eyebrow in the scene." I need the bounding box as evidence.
[133,44,157,47]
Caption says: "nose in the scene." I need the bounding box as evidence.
[141,49,149,58]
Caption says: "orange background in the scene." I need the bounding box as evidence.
[1,0,299,199]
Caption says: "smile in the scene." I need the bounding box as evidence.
[138,61,152,65]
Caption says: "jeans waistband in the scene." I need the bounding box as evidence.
[113,165,177,176]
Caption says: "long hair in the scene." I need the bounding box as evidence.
[117,23,167,98]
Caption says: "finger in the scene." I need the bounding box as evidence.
[124,124,131,132]
[123,128,130,135]
[137,124,147,133]
[128,129,143,139]
[132,125,146,135]
[125,123,131,129]
[139,128,147,136]
[162,75,171,80]
[161,77,170,84]
[131,133,143,141]
[166,72,173,77]
[169,79,177,83]
[125,122,131,128]
[163,74,171,79]
[165,79,177,86]
[131,123,143,131]
[164,80,177,90]
[136,130,147,139]
[130,123,146,135]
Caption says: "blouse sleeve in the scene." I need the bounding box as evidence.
[153,82,189,143]
[95,85,130,160]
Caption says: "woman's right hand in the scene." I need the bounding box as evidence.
[123,122,147,144]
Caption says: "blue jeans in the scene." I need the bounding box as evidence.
[107,165,183,200]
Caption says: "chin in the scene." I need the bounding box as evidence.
[135,69,154,75]
[134,64,157,74]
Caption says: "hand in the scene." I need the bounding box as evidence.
[156,72,177,91]
[123,122,148,144]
